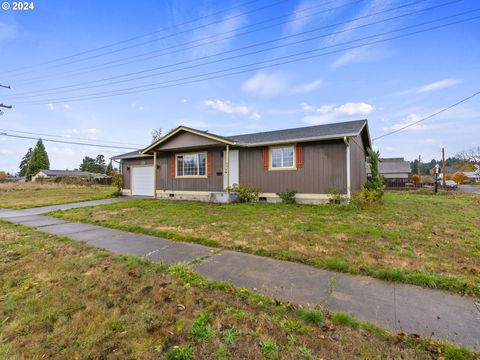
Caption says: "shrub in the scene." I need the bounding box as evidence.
[411,174,421,183]
[351,188,383,208]
[327,188,346,204]
[112,173,122,191]
[190,311,216,342]
[232,183,259,203]
[364,148,384,198]
[452,171,469,184]
[296,308,325,327]
[259,340,280,359]
[165,345,194,360]
[276,190,296,204]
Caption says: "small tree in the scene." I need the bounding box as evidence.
[19,147,33,177]
[106,161,115,176]
[151,128,162,143]
[0,171,7,180]
[412,174,421,183]
[25,139,50,180]
[452,171,469,184]
[79,156,96,172]
[95,154,106,174]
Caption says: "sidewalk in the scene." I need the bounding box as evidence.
[1,202,479,351]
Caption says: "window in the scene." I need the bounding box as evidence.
[270,145,295,169]
[176,153,206,177]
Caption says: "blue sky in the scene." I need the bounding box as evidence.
[0,0,479,173]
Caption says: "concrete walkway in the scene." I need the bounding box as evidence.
[1,202,479,351]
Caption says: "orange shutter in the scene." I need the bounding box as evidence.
[207,152,213,177]
[171,155,176,177]
[262,148,269,170]
[296,145,304,168]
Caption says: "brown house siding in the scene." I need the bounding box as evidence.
[350,135,367,194]
[239,140,347,194]
[121,158,153,190]
[156,150,224,192]
[157,132,223,150]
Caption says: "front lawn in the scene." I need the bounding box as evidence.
[0,182,118,209]
[2,221,466,359]
[51,192,480,297]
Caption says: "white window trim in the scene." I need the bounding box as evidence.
[175,152,208,178]
[269,144,297,171]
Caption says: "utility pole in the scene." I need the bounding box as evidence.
[442,147,446,190]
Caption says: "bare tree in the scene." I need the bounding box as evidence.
[151,128,162,143]
[456,146,480,163]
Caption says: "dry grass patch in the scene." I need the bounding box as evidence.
[1,222,473,359]
[0,182,117,209]
[50,192,480,296]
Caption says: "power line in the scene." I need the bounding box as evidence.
[11,0,366,85]
[7,0,439,99]
[0,132,138,150]
[0,128,145,147]
[15,11,480,105]
[372,91,480,141]
[3,0,287,77]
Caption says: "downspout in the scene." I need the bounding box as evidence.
[343,137,351,198]
[153,151,157,199]
[226,144,230,193]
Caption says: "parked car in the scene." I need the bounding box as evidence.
[436,179,458,189]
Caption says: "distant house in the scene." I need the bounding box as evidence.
[112,120,371,203]
[367,157,411,179]
[464,165,480,183]
[32,169,108,182]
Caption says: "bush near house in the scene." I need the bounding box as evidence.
[452,171,470,184]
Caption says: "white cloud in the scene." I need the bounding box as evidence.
[292,79,322,94]
[416,79,463,93]
[61,128,99,139]
[301,102,374,124]
[242,72,290,97]
[47,103,55,111]
[63,104,71,109]
[204,99,261,120]
[384,114,429,132]
[332,48,368,68]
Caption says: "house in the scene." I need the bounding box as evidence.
[32,169,109,182]
[112,119,371,204]
[464,165,480,183]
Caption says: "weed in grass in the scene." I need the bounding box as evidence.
[297,346,312,360]
[322,256,351,273]
[224,307,249,319]
[220,326,241,344]
[296,308,325,327]
[331,312,360,328]
[259,340,280,359]
[443,342,476,360]
[214,345,229,359]
[123,255,149,268]
[190,311,216,343]
[165,345,194,360]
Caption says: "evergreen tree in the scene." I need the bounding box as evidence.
[79,156,97,172]
[95,154,106,173]
[106,161,115,176]
[25,139,50,180]
[19,147,33,177]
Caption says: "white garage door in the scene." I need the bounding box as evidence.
[131,166,154,196]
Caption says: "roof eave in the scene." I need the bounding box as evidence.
[142,126,236,154]
[236,133,361,147]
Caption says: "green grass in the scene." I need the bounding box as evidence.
[50,192,480,297]
[0,182,118,209]
[2,221,476,359]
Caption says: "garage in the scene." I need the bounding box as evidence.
[131,166,154,196]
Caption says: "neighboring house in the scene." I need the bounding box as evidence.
[367,158,411,179]
[112,120,371,204]
[32,169,108,181]
[464,165,480,183]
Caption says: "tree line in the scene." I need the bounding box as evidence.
[410,146,480,175]
[18,139,116,180]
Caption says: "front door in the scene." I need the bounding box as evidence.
[223,150,239,189]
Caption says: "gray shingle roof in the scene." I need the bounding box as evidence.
[378,158,411,174]
[39,170,104,177]
[111,149,152,160]
[229,119,367,145]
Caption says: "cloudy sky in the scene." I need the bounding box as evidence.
[0,0,479,173]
